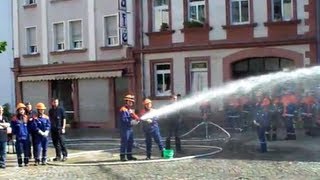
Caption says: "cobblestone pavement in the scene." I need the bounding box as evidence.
[1,129,320,180]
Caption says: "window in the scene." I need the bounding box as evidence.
[104,15,119,46]
[25,0,36,5]
[232,57,294,79]
[153,0,169,31]
[26,27,37,54]
[231,0,249,24]
[190,61,208,93]
[272,0,292,21]
[69,20,82,49]
[189,0,205,23]
[53,23,65,51]
[154,63,172,96]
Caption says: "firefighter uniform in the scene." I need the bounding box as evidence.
[300,93,316,136]
[119,94,139,161]
[266,96,283,141]
[140,99,164,160]
[11,103,30,167]
[281,92,298,140]
[254,95,271,153]
[225,96,241,130]
[165,95,183,153]
[30,103,51,165]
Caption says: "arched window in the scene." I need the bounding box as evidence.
[232,57,294,79]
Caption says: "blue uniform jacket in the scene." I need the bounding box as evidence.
[140,109,159,133]
[30,115,51,139]
[11,115,30,141]
[254,104,270,128]
[119,106,133,130]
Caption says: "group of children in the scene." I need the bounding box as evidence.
[0,102,50,168]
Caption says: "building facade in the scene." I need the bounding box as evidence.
[12,0,138,128]
[136,0,318,107]
[0,0,15,109]
[13,0,319,128]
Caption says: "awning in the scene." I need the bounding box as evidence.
[17,71,122,82]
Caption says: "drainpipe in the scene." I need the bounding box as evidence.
[317,0,320,64]
[139,0,146,98]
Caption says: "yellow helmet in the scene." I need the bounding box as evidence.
[16,103,26,111]
[36,103,46,110]
[143,99,152,105]
[124,94,135,102]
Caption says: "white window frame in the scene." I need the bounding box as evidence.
[25,0,36,5]
[230,0,250,25]
[190,61,209,93]
[188,0,205,23]
[25,26,38,54]
[52,21,66,51]
[103,14,120,47]
[154,63,172,97]
[153,0,169,31]
[68,19,83,50]
[272,0,293,21]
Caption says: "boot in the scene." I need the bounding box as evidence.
[146,153,151,160]
[165,138,171,150]
[272,134,277,141]
[34,159,40,166]
[120,154,127,162]
[24,157,29,166]
[127,154,137,161]
[260,143,267,153]
[175,137,182,153]
[41,158,47,165]
[18,158,23,167]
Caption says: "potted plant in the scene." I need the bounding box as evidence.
[183,20,204,28]
[160,22,169,31]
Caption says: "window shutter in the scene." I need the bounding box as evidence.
[72,21,82,41]
[55,23,64,43]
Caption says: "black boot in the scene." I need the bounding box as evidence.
[34,159,40,166]
[18,158,23,167]
[120,154,127,161]
[127,154,137,161]
[24,157,29,166]
[146,153,151,160]
[41,158,47,165]
[165,138,171,150]
[272,134,277,141]
[175,137,182,153]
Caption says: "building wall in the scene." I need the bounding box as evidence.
[22,81,48,107]
[78,79,114,126]
[0,0,15,108]
[143,45,309,100]
[18,0,43,66]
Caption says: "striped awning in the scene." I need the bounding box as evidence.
[17,71,122,82]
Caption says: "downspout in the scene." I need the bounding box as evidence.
[139,0,146,98]
[316,0,320,64]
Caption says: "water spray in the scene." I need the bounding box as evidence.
[141,66,320,120]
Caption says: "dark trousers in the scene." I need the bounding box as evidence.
[145,128,163,158]
[16,139,30,165]
[0,141,7,166]
[120,128,134,157]
[302,115,313,134]
[51,129,68,158]
[165,120,181,151]
[35,137,48,162]
[29,133,37,159]
[284,116,296,138]
[257,127,267,153]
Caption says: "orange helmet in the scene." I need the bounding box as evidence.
[124,94,135,102]
[143,99,152,105]
[16,103,26,111]
[36,103,46,110]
